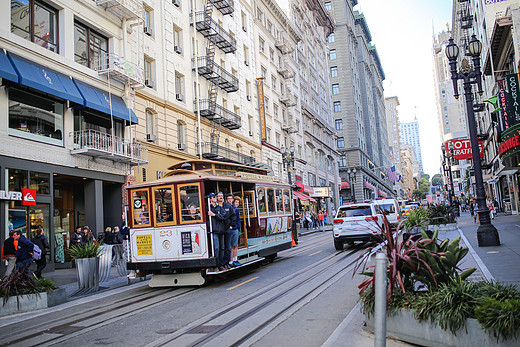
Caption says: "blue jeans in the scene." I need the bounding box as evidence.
[224,229,234,264]
[16,258,33,276]
[212,233,225,267]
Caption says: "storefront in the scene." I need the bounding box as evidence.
[497,124,520,214]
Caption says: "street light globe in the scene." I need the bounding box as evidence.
[281,146,286,154]
[448,141,455,151]
[353,168,357,174]
[289,145,295,153]
[468,34,482,56]
[441,144,446,152]
[445,38,459,60]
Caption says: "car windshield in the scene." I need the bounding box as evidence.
[376,203,395,215]
[336,206,371,218]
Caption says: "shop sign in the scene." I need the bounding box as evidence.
[446,139,484,160]
[311,186,332,197]
[498,130,520,159]
[506,73,520,124]
[0,189,36,205]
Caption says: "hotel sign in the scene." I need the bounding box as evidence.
[446,139,484,160]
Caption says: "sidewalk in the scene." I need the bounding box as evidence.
[323,211,520,346]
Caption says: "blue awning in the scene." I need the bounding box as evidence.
[0,50,17,82]
[73,79,138,124]
[7,53,84,104]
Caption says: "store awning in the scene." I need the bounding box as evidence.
[340,181,351,188]
[363,181,375,190]
[378,190,387,197]
[296,181,304,190]
[0,50,18,82]
[7,53,84,104]
[74,79,138,124]
[293,190,317,203]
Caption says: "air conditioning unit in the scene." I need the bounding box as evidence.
[244,60,249,66]
[176,93,184,101]
[144,26,153,36]
[146,133,157,142]
[249,131,253,136]
[145,80,155,88]
[242,26,247,32]
[178,143,186,150]
[172,0,181,7]
[174,45,182,54]
[247,95,252,101]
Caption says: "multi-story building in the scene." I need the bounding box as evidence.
[326,0,392,204]
[399,119,424,175]
[1,0,149,271]
[384,96,405,199]
[400,144,419,198]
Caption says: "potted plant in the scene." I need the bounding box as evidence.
[68,243,100,294]
[356,216,520,345]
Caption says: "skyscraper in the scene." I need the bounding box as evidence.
[399,119,423,174]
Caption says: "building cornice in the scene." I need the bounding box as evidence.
[304,0,335,38]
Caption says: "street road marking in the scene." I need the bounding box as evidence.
[309,250,323,256]
[516,224,520,228]
[226,277,259,291]
[487,251,499,254]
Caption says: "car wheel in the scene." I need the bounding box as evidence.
[334,239,343,251]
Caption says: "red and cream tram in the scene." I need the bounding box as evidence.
[126,160,294,287]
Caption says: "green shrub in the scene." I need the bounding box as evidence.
[34,277,58,293]
[402,208,429,231]
[68,243,100,260]
[475,297,520,341]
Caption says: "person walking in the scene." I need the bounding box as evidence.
[207,192,226,272]
[71,226,84,247]
[13,230,34,277]
[31,227,50,278]
[2,230,17,277]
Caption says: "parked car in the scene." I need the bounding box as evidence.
[402,203,419,217]
[372,198,401,228]
[332,203,383,250]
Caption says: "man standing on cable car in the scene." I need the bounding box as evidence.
[217,192,236,270]
[208,193,226,272]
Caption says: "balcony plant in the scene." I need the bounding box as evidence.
[357,216,520,344]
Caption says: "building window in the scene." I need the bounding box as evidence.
[144,56,155,88]
[257,8,263,22]
[8,87,64,146]
[324,1,331,11]
[175,73,185,100]
[74,22,108,69]
[329,49,336,60]
[244,45,249,65]
[267,20,273,34]
[269,47,275,62]
[330,66,338,77]
[11,0,58,52]
[337,137,345,148]
[339,155,346,167]
[144,7,153,36]
[272,75,277,91]
[248,115,253,135]
[327,33,334,43]
[241,11,247,30]
[177,120,186,146]
[335,119,343,130]
[334,101,341,112]
[173,25,182,54]
[146,109,156,137]
[332,84,339,95]
[259,37,265,53]
[261,66,267,79]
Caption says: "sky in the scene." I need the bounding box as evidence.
[356,0,453,178]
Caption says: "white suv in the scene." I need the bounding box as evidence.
[333,203,383,250]
[372,198,401,228]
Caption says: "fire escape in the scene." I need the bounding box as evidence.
[275,32,298,134]
[191,0,248,163]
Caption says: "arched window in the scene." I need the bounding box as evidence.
[236,144,242,154]
[225,139,230,149]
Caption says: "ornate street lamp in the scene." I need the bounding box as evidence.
[445,35,500,246]
[441,142,455,206]
[281,146,295,185]
[347,168,357,203]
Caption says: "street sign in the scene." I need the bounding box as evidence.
[446,139,484,160]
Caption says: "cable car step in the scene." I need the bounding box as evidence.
[206,257,265,275]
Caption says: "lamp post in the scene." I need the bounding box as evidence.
[441,142,455,206]
[347,168,357,203]
[281,146,295,185]
[445,35,500,247]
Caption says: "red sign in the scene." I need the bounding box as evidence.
[498,133,520,158]
[446,139,484,160]
[22,188,36,206]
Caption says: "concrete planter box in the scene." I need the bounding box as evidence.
[47,288,67,307]
[366,309,518,347]
[0,292,47,317]
[426,223,457,231]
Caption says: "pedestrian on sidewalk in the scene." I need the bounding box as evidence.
[83,226,97,244]
[2,230,17,277]
[13,230,34,277]
[318,211,324,227]
[71,226,84,247]
[31,227,49,279]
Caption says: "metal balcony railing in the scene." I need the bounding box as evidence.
[191,12,237,53]
[72,129,148,164]
[192,56,239,92]
[95,0,144,20]
[93,53,144,87]
[213,0,234,15]
[194,99,241,130]
[196,142,255,164]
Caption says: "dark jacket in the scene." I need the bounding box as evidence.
[32,234,50,253]
[231,204,240,230]
[209,203,226,234]
[222,201,237,230]
[71,231,84,246]
[2,237,16,259]
[120,224,130,240]
[16,235,34,262]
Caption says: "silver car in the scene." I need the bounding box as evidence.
[333,203,383,250]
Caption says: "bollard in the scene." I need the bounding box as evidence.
[374,252,387,347]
